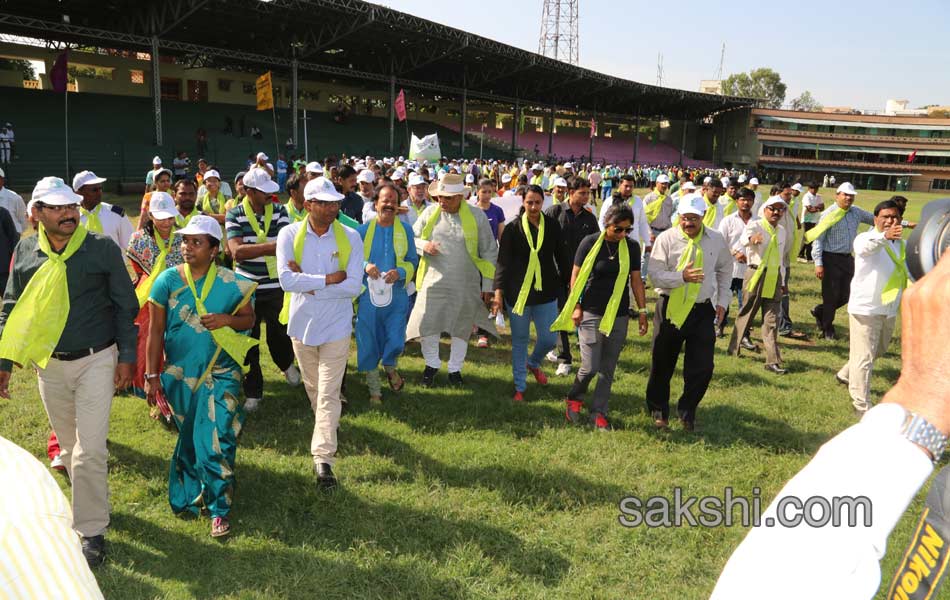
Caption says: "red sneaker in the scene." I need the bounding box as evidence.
[565,399,583,424]
[513,391,524,402]
[593,413,610,431]
[527,365,548,385]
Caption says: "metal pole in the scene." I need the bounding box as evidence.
[511,100,519,161]
[389,75,395,154]
[679,119,687,165]
[479,132,484,161]
[460,88,467,157]
[291,57,299,150]
[633,106,640,163]
[547,105,555,158]
[303,109,309,161]
[150,36,163,146]
[64,82,69,179]
[589,111,595,164]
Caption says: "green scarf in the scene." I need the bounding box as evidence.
[241,197,277,278]
[416,202,494,287]
[176,207,200,228]
[135,231,171,308]
[804,205,847,243]
[881,240,909,305]
[665,226,704,329]
[703,195,718,228]
[278,219,352,325]
[746,219,780,298]
[550,232,629,335]
[182,262,259,373]
[512,213,545,316]
[80,204,103,233]
[0,224,89,369]
[644,191,667,223]
[286,200,307,223]
[363,218,414,284]
[721,194,737,216]
[200,191,227,215]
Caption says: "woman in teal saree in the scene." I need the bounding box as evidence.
[145,215,258,537]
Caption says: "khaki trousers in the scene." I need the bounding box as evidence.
[37,344,117,538]
[837,313,896,411]
[728,266,783,365]
[292,337,350,467]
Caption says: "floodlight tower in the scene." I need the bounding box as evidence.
[538,0,579,65]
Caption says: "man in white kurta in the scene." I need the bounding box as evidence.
[406,174,498,387]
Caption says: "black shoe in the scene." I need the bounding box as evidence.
[315,463,337,490]
[651,410,669,430]
[835,374,849,386]
[764,363,787,375]
[820,330,839,341]
[680,418,696,433]
[447,371,464,386]
[810,306,823,329]
[421,366,438,388]
[740,337,758,351]
[81,535,106,568]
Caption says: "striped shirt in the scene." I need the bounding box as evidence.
[226,201,290,292]
[0,435,104,599]
[811,205,874,267]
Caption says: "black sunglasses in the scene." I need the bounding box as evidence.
[611,226,634,233]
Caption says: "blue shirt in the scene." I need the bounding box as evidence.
[277,159,287,175]
[812,205,875,267]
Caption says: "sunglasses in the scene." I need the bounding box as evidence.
[611,226,634,233]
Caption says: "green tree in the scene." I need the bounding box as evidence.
[790,91,823,112]
[722,68,787,108]
[0,58,36,80]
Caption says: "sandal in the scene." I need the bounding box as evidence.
[211,516,231,538]
[386,370,404,392]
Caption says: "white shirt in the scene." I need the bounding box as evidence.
[750,190,763,216]
[276,220,363,346]
[848,229,904,317]
[739,219,788,282]
[0,187,26,233]
[79,201,133,250]
[402,199,434,227]
[711,403,932,600]
[648,226,733,308]
[597,194,651,249]
[718,212,752,279]
[801,191,823,224]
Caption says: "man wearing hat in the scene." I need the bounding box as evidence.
[0,177,138,567]
[728,196,790,374]
[145,156,164,187]
[226,169,297,411]
[0,122,12,165]
[646,195,732,432]
[808,182,875,340]
[305,161,324,180]
[402,172,433,227]
[276,176,363,489]
[356,169,377,223]
[407,174,498,387]
[0,167,26,233]
[73,171,132,250]
[747,177,763,213]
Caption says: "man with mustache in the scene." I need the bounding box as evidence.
[0,177,138,568]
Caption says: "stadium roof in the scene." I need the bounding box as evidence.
[0,0,754,120]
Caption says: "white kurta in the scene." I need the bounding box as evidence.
[406,204,498,340]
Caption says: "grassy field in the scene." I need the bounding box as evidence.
[0,187,945,599]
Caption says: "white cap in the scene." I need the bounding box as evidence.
[203,169,221,181]
[553,177,568,188]
[176,214,223,241]
[304,176,344,202]
[501,173,513,183]
[791,183,803,192]
[676,194,707,217]
[656,174,670,184]
[837,182,857,195]
[148,192,178,220]
[256,151,269,161]
[242,168,279,194]
[152,156,162,165]
[531,163,543,171]
[407,173,426,187]
[33,177,83,206]
[391,170,404,181]
[357,170,376,184]
[749,177,759,185]
[564,162,574,169]
[720,177,730,187]
[305,161,324,175]
[737,174,747,183]
[72,170,107,191]
[0,168,4,178]
[682,181,696,191]
[764,196,788,209]
[465,173,475,183]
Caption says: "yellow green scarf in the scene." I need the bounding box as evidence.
[363,218,414,284]
[703,195,718,228]
[416,202,494,287]
[200,191,227,215]
[665,226,704,329]
[176,207,200,228]
[80,204,103,233]
[0,224,88,369]
[746,219,780,297]
[135,231,172,308]
[512,213,545,316]
[644,191,667,223]
[881,240,908,304]
[551,232,629,335]
[804,205,847,243]
[241,197,277,278]
[286,200,307,223]
[182,262,259,372]
[721,194,737,216]
[278,219,351,325]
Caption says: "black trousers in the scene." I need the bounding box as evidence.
[646,296,716,422]
[244,289,295,398]
[814,252,853,335]
[799,222,816,259]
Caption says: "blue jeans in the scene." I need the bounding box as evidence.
[507,300,559,392]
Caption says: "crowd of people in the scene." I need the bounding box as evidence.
[0,151,915,578]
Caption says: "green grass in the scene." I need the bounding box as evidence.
[1,187,946,599]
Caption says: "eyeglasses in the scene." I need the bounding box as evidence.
[611,226,634,233]
[38,203,79,214]
[765,206,787,213]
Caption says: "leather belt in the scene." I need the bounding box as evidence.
[51,341,114,362]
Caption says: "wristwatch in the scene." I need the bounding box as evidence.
[901,410,948,463]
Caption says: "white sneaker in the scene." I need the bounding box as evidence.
[284,365,302,386]
[545,350,559,363]
[50,454,65,471]
[555,363,572,377]
[244,397,261,412]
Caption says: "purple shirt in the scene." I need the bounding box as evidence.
[480,202,505,240]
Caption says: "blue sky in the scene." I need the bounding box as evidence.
[380,0,950,111]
